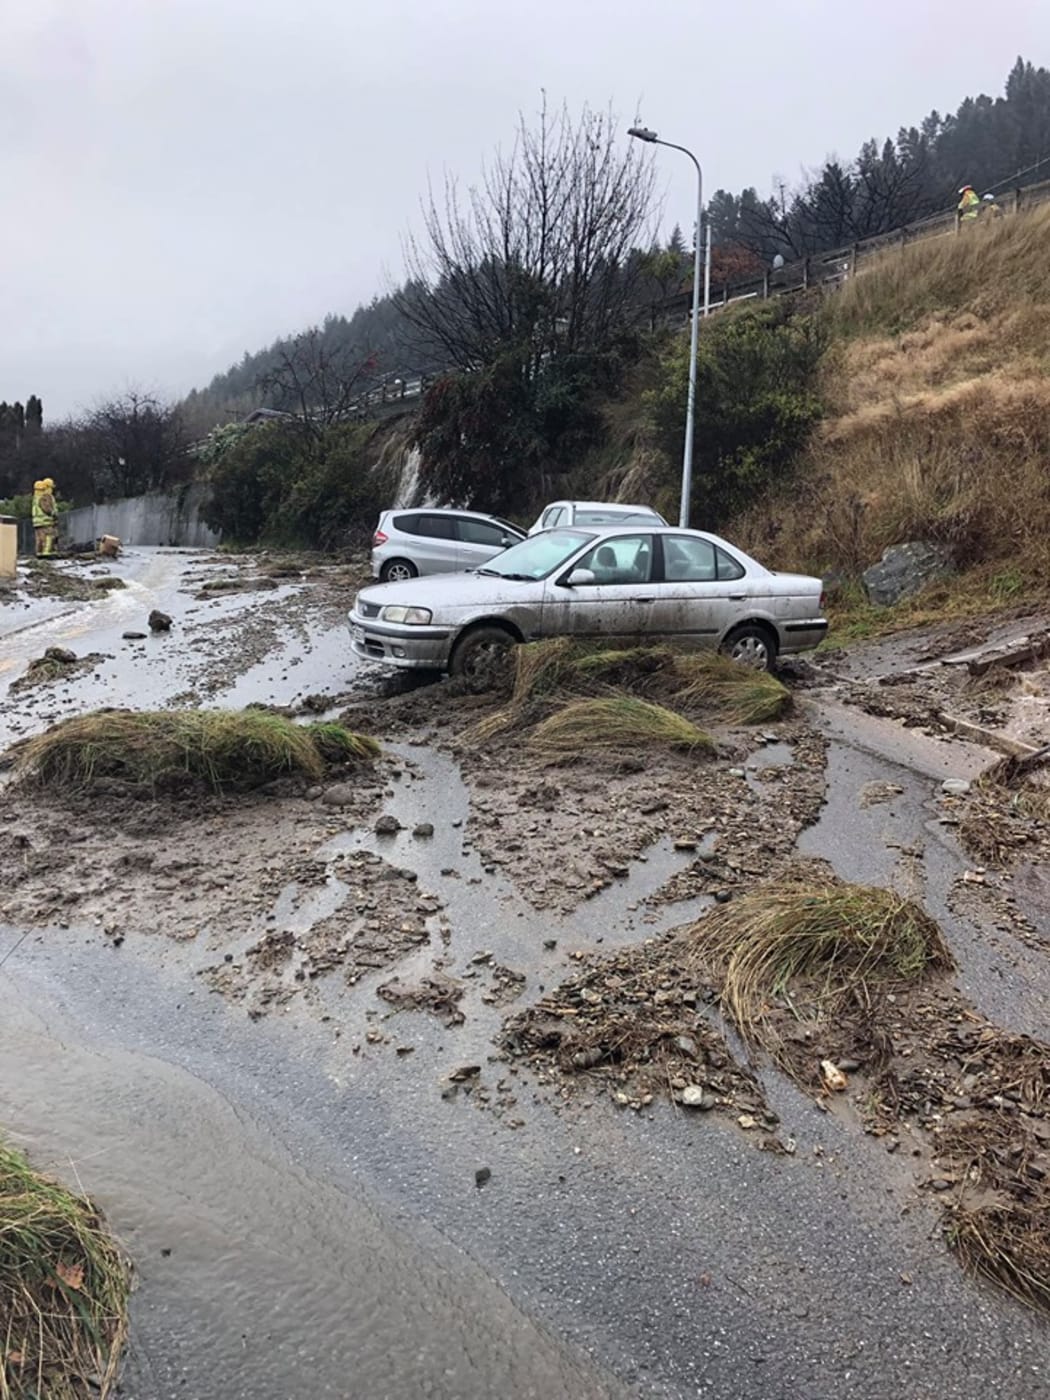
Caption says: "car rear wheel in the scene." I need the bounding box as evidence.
[722,624,778,672]
[380,558,417,583]
[449,626,516,689]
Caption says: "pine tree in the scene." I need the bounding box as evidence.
[25,395,43,435]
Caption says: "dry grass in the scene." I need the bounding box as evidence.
[467,639,789,744]
[11,710,379,793]
[674,651,791,724]
[940,1112,1050,1316]
[684,878,952,1065]
[530,696,713,753]
[828,204,1050,339]
[731,205,1050,612]
[0,1141,130,1399]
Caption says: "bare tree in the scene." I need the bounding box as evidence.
[398,99,656,372]
[256,328,379,448]
[85,390,189,499]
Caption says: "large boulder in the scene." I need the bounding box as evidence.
[861,541,954,608]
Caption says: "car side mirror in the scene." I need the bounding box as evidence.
[564,568,596,587]
[500,535,514,547]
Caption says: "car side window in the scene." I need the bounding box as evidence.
[576,534,653,585]
[716,547,746,581]
[662,535,717,581]
[457,518,507,547]
[544,507,566,527]
[415,514,456,540]
[393,513,419,534]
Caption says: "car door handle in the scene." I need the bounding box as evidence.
[635,597,655,604]
[727,593,746,601]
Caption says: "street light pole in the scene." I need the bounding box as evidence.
[629,126,703,528]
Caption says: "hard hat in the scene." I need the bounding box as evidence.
[983,193,996,201]
[958,185,973,194]
[42,478,54,489]
[33,480,44,491]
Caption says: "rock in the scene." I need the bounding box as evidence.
[681,1085,715,1110]
[941,778,971,797]
[675,1035,699,1059]
[543,939,557,951]
[861,541,954,608]
[322,784,357,808]
[674,838,698,852]
[413,822,435,838]
[448,1064,481,1083]
[43,646,77,664]
[820,1059,848,1092]
[122,631,147,641]
[475,1167,491,1188]
[714,890,733,904]
[728,767,746,779]
[374,814,401,836]
[148,609,173,632]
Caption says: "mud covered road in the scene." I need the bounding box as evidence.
[2,549,1049,1399]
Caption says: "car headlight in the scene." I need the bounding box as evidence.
[380,605,433,625]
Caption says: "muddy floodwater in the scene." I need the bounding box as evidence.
[2,549,1049,1399]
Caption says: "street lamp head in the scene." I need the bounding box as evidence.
[627,125,658,143]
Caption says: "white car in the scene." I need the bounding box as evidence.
[349,525,827,677]
[528,500,668,534]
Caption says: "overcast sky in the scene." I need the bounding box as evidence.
[2,0,1047,418]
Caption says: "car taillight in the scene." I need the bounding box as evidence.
[819,589,827,610]
[373,530,388,546]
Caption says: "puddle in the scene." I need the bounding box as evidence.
[802,727,1050,1039]
[0,957,624,1400]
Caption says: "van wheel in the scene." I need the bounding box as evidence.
[380,558,417,582]
[449,626,516,690]
[722,624,777,672]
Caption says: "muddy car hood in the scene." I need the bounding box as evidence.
[356,571,538,611]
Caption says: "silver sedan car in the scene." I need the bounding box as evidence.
[349,526,827,677]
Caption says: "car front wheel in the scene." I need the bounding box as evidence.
[722,624,778,672]
[380,558,418,583]
[449,626,516,689]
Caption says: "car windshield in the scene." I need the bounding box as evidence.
[575,508,663,526]
[477,528,594,580]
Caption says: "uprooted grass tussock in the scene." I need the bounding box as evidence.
[684,876,952,1068]
[940,1112,1050,1316]
[0,1141,130,1399]
[11,709,380,793]
[467,638,790,746]
[529,696,713,753]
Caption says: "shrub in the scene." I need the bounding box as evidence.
[644,300,825,527]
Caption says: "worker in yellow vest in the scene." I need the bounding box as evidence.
[957,185,980,222]
[31,479,58,557]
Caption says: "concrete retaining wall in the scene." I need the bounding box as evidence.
[58,484,220,549]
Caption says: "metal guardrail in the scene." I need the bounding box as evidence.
[657,176,1050,323]
[241,177,1050,427]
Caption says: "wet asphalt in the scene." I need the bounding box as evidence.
[1,550,1049,1399]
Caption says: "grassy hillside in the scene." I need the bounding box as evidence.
[730,205,1050,616]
